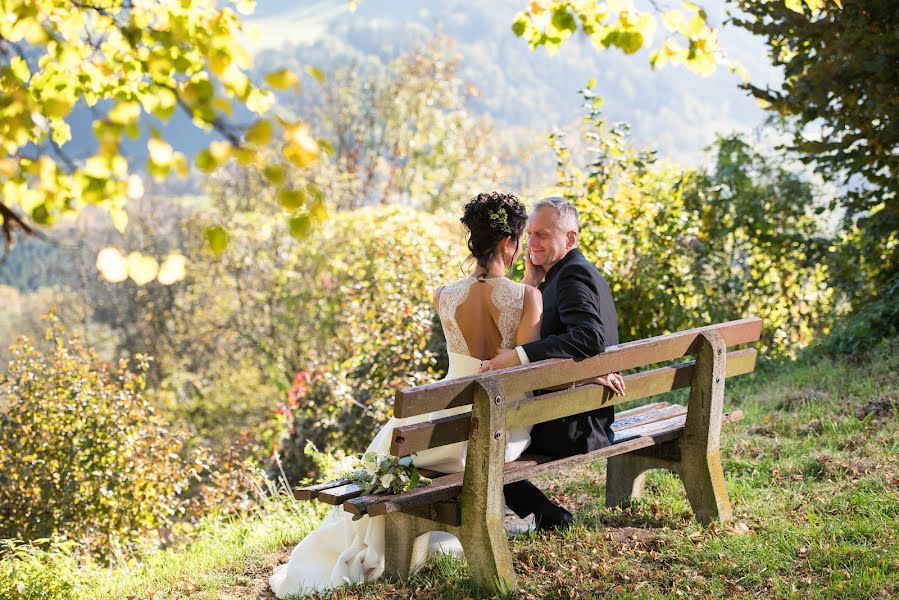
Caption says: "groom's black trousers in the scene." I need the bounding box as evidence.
[504,406,614,518]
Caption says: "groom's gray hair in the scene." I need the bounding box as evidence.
[532,196,579,233]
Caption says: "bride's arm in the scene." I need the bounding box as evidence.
[515,286,543,346]
[432,285,445,313]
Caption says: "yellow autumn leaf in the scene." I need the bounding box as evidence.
[96,247,128,283]
[265,68,300,90]
[148,138,174,166]
[245,119,273,146]
[0,158,18,178]
[110,207,128,234]
[126,252,159,286]
[157,254,187,285]
[126,174,145,200]
[306,66,326,84]
[209,140,232,163]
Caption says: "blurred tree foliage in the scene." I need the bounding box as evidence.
[552,88,837,354]
[0,0,324,276]
[731,0,897,285]
[300,38,527,212]
[512,0,838,79]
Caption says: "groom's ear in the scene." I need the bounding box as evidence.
[566,230,578,249]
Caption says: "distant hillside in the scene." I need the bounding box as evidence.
[249,0,782,165]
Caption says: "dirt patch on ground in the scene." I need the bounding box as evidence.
[603,526,664,549]
[855,394,898,420]
[777,389,829,411]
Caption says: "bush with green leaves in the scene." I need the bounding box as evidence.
[0,316,255,556]
[551,90,838,355]
[269,206,464,483]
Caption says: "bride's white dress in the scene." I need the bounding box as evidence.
[270,276,531,598]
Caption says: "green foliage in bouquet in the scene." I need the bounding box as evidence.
[346,452,432,496]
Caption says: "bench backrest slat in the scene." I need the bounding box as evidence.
[389,347,757,456]
[394,317,761,418]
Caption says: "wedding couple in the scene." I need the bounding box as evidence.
[271,192,625,597]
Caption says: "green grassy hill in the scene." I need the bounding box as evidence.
[5,340,897,599]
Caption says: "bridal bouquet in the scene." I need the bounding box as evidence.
[344,452,432,496]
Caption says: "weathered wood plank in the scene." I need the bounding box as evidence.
[344,471,465,516]
[613,401,671,421]
[611,404,686,432]
[389,348,756,455]
[504,348,755,429]
[349,409,743,518]
[294,478,355,501]
[317,483,366,505]
[394,317,761,418]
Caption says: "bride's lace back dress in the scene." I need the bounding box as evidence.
[440,276,525,365]
[270,276,532,598]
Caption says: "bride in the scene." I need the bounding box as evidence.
[270,191,541,597]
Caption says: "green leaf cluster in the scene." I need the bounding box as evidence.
[552,92,838,355]
[731,0,897,287]
[0,0,322,256]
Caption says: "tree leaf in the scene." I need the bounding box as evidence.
[157,254,187,285]
[126,252,159,286]
[96,247,128,283]
[204,225,229,256]
[245,120,273,146]
[278,188,306,211]
[265,69,300,90]
[306,66,326,84]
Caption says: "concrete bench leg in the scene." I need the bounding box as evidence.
[459,380,517,594]
[605,445,678,507]
[384,512,431,581]
[605,331,733,525]
[680,331,732,524]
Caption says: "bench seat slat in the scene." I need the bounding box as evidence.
[310,468,445,505]
[346,410,742,518]
[394,317,761,418]
[613,401,671,421]
[294,478,356,501]
[390,348,756,456]
[611,403,686,432]
[317,483,367,504]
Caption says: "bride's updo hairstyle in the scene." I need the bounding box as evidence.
[460,191,528,268]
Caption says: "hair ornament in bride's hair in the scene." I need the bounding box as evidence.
[460,191,528,268]
[488,207,513,234]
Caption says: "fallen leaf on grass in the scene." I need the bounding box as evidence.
[732,521,753,535]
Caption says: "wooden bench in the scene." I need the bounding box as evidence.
[296,317,761,593]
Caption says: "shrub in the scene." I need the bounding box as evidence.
[0,316,206,555]
[551,96,838,355]
[269,206,463,482]
[814,274,899,356]
[0,539,77,600]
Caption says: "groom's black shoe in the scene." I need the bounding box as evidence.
[533,502,573,532]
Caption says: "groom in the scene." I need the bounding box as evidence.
[479,196,623,530]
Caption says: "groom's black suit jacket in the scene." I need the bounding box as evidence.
[521,248,619,457]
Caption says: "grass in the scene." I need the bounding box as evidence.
[4,339,898,599]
